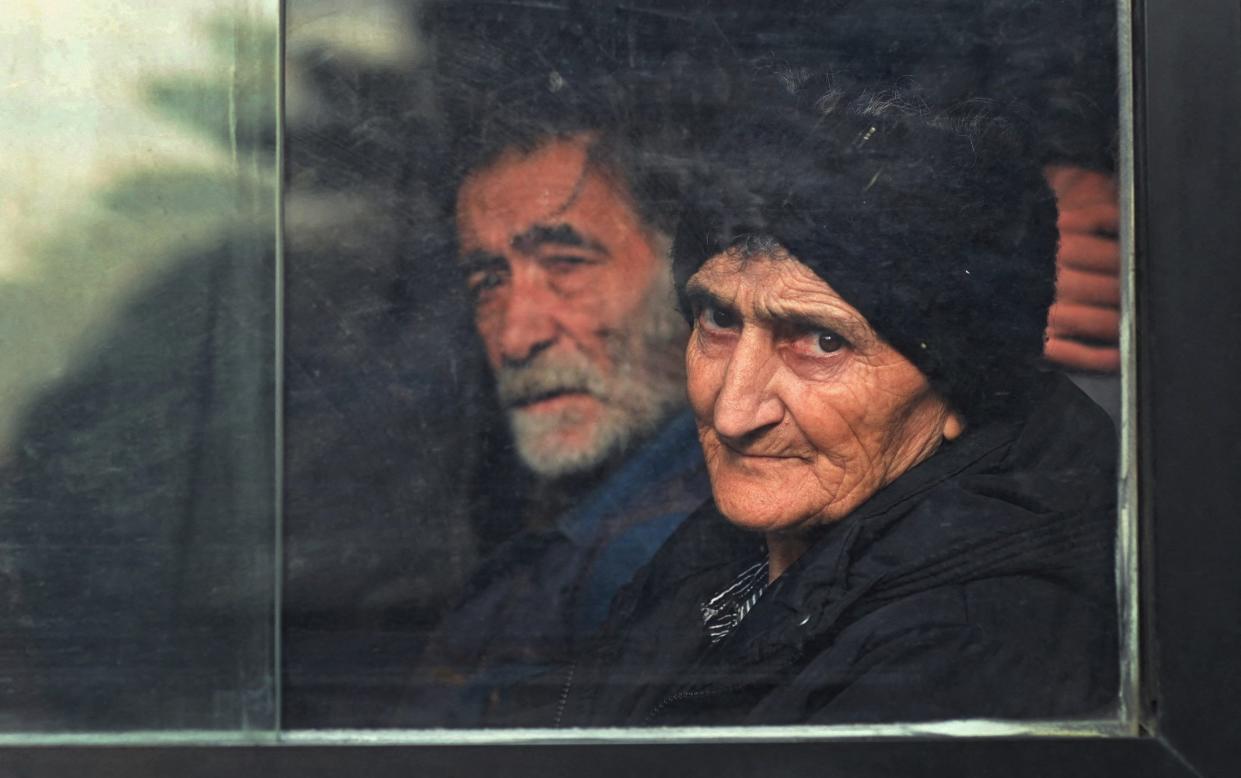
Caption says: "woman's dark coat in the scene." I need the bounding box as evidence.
[550,373,1119,726]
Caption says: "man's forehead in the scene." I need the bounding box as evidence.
[455,137,640,251]
[459,136,593,211]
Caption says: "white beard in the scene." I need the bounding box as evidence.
[496,269,687,479]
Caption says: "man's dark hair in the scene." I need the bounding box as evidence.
[418,0,725,238]
[453,123,689,242]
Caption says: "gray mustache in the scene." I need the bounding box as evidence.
[495,355,608,408]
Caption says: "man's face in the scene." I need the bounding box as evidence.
[456,135,687,478]
[684,249,963,535]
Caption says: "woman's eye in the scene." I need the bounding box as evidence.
[813,330,846,354]
[701,305,737,330]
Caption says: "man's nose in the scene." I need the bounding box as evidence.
[712,333,784,443]
[498,265,560,366]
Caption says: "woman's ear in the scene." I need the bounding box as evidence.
[943,411,965,441]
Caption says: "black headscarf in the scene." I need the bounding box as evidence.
[672,82,1059,424]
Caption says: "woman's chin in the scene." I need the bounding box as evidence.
[714,487,820,535]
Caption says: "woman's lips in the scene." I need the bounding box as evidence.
[714,437,812,464]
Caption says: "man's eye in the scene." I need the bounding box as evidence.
[700,305,737,331]
[467,270,507,298]
[545,255,591,271]
[812,330,846,354]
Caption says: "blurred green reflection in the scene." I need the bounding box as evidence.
[0,2,279,733]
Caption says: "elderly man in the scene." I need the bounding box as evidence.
[400,127,710,726]
[455,133,688,484]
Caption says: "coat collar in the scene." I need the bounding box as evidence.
[645,373,1117,666]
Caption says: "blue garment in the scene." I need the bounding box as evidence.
[401,412,709,727]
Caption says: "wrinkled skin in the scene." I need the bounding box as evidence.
[455,135,686,478]
[685,250,963,579]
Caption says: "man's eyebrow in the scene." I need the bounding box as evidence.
[512,223,608,255]
[459,250,507,275]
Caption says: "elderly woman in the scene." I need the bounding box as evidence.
[547,86,1119,726]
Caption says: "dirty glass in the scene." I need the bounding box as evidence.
[280,0,1134,736]
[0,0,1133,738]
[0,1,279,733]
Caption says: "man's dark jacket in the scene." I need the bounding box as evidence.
[398,412,710,727]
[547,374,1118,726]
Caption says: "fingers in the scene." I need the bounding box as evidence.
[1056,266,1121,307]
[1046,164,1119,235]
[1044,336,1121,373]
[1058,200,1119,235]
[1047,233,1123,374]
[1042,166,1124,374]
[1044,165,1118,208]
[1058,233,1121,274]
[1047,301,1120,343]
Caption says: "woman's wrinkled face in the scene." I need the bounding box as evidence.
[685,248,964,536]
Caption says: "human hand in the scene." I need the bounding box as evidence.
[1043,165,1121,373]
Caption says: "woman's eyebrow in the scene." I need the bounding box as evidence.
[756,300,872,343]
[683,284,733,314]
[765,305,844,330]
[684,276,873,342]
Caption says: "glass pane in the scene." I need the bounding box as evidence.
[0,1,280,732]
[280,0,490,728]
[281,0,1129,732]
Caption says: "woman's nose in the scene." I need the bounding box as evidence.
[711,333,784,443]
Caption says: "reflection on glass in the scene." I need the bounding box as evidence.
[0,0,1125,737]
[280,0,1126,732]
[0,1,278,731]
